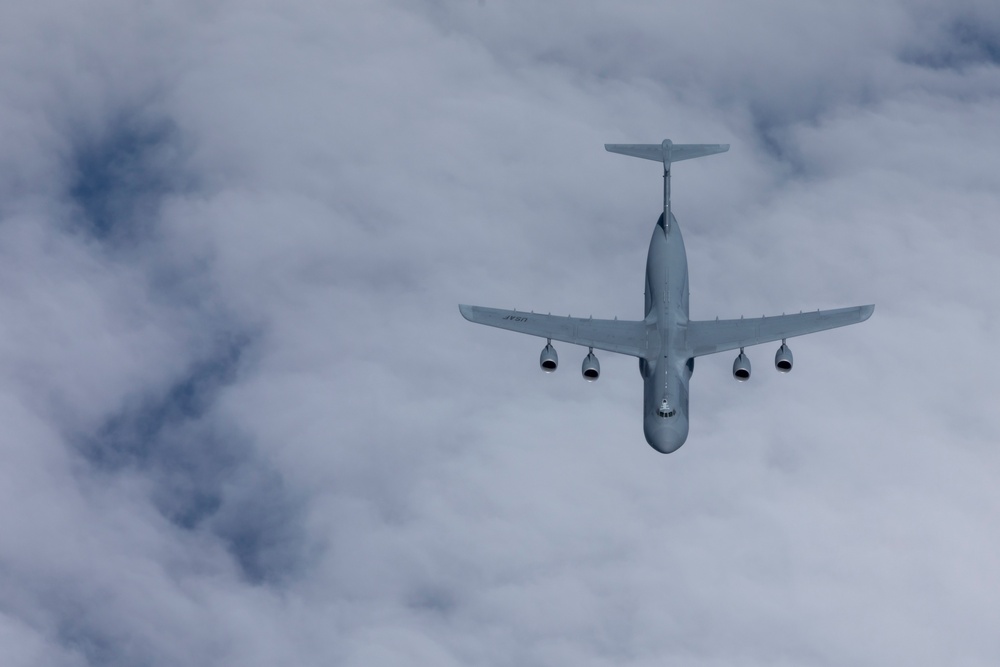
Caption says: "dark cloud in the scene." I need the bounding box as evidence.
[67,114,195,243]
[903,12,1000,69]
[74,333,306,584]
[79,335,247,470]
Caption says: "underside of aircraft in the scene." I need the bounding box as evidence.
[460,139,873,453]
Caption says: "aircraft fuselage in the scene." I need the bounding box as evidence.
[641,212,692,453]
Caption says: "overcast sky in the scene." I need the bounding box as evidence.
[1,1,999,665]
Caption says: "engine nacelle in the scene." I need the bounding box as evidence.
[582,350,600,381]
[539,342,558,372]
[774,341,793,373]
[732,349,751,381]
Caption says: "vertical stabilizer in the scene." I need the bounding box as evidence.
[605,139,729,229]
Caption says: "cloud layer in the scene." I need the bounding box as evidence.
[1,1,999,665]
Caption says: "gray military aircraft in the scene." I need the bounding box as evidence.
[460,140,873,453]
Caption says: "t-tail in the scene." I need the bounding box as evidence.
[605,139,729,229]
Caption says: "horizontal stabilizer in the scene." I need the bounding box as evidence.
[605,140,729,166]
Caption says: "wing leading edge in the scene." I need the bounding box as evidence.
[459,305,649,358]
[686,305,874,357]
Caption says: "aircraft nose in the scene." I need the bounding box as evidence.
[644,414,689,454]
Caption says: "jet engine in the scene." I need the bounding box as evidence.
[774,341,793,373]
[539,341,558,372]
[582,349,600,381]
[732,349,751,381]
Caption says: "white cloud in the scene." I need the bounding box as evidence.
[0,0,998,665]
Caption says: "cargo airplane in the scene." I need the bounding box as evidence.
[460,140,873,453]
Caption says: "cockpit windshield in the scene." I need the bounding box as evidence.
[658,399,675,418]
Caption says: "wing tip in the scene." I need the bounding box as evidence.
[458,304,475,321]
[860,304,875,321]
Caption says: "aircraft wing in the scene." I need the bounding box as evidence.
[459,305,649,358]
[686,305,874,357]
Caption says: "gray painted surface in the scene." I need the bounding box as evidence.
[461,140,873,453]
